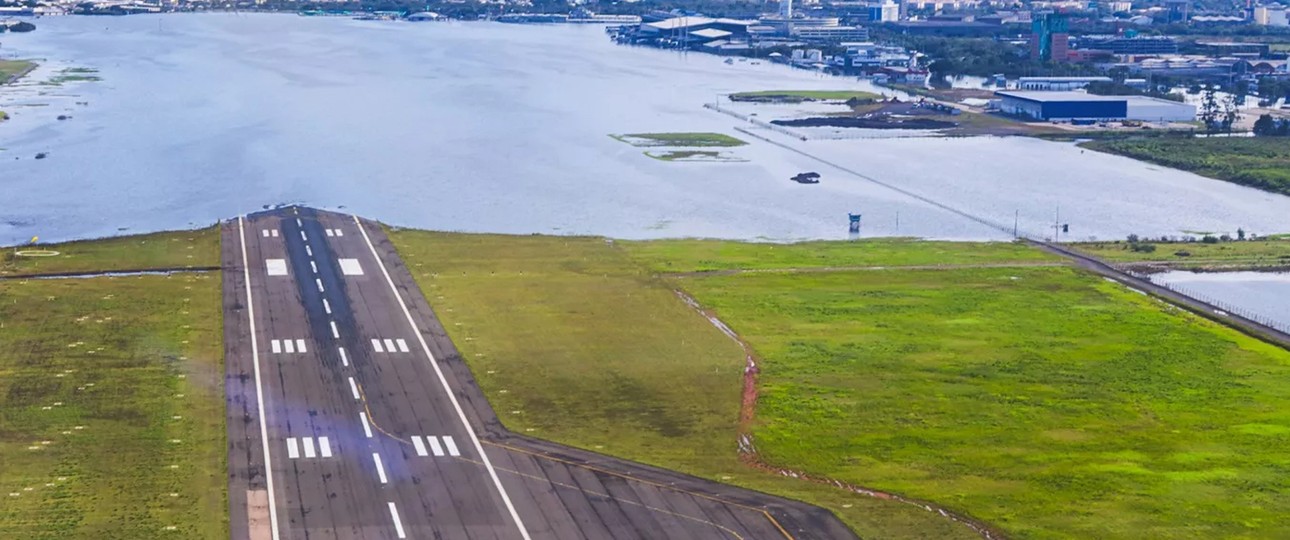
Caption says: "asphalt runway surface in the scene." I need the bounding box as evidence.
[223,207,858,540]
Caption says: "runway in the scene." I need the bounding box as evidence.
[223,207,857,540]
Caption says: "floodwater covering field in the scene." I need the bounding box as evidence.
[1151,270,1290,330]
[4,14,1290,245]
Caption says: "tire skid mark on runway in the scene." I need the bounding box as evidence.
[482,440,796,540]
[452,454,746,540]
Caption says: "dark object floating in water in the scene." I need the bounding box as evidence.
[792,172,820,184]
[35,152,47,160]
[57,115,71,121]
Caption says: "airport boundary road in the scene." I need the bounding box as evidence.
[224,207,858,540]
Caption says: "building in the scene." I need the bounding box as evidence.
[1195,41,1272,57]
[1030,12,1070,61]
[1253,5,1289,26]
[1074,35,1178,55]
[832,42,917,72]
[868,1,900,22]
[792,25,870,43]
[995,91,1196,122]
[1017,76,1113,90]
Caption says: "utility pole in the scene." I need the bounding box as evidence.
[1053,205,1060,242]
[1014,209,1019,239]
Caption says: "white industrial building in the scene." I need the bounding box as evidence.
[995,91,1197,122]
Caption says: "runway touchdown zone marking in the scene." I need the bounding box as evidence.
[411,435,462,457]
[261,230,279,238]
[338,258,364,276]
[269,339,308,354]
[286,437,333,459]
[265,259,288,276]
[370,338,409,353]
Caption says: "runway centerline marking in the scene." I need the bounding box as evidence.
[300,230,307,242]
[372,453,388,484]
[305,245,312,257]
[353,214,532,539]
[348,377,360,400]
[310,261,318,274]
[323,299,331,314]
[315,278,324,293]
[360,412,373,438]
[338,347,349,367]
[388,502,406,539]
[237,216,281,539]
[330,321,340,339]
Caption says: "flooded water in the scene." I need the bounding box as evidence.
[3,14,1290,245]
[1150,270,1290,332]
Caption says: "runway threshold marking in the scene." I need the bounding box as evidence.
[388,502,407,539]
[482,440,795,540]
[237,215,281,540]
[353,214,533,540]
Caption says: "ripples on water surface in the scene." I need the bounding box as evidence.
[3,14,1290,244]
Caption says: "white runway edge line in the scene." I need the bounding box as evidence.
[372,453,388,484]
[237,216,281,540]
[352,214,533,540]
[388,502,407,539]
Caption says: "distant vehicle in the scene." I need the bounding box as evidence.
[791,172,820,184]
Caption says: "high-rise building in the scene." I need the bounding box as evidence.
[1030,12,1070,62]
[780,0,794,18]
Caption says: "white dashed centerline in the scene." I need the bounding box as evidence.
[338,347,349,367]
[310,261,318,274]
[372,453,388,484]
[388,502,406,539]
[330,321,340,339]
[348,377,360,400]
[315,278,324,293]
[305,245,313,257]
[360,412,373,438]
[323,299,331,314]
[300,230,308,242]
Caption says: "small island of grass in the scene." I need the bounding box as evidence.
[0,59,37,85]
[728,90,882,103]
[611,132,747,147]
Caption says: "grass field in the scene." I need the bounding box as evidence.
[610,132,748,147]
[388,230,980,539]
[1074,237,1290,268]
[622,237,1058,273]
[1081,137,1290,196]
[0,274,226,539]
[728,90,883,102]
[1,227,220,277]
[678,266,1290,539]
[1,59,36,84]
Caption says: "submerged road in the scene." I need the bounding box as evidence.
[223,207,857,540]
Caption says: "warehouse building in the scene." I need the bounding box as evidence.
[995,91,1196,122]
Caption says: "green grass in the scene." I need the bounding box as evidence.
[388,230,980,539]
[729,90,882,102]
[0,274,226,539]
[1082,137,1290,196]
[621,237,1059,273]
[1,227,220,277]
[681,266,1290,539]
[0,59,36,84]
[611,132,747,147]
[1074,237,1290,268]
[643,150,746,162]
